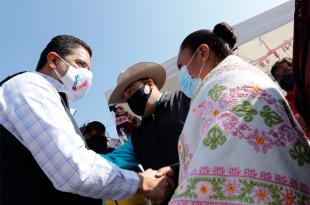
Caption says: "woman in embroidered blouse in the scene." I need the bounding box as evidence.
[169,22,310,205]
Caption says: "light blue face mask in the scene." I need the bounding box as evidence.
[179,67,201,98]
[178,49,205,98]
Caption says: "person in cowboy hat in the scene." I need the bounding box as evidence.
[103,62,191,204]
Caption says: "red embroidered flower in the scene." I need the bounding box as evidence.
[280,189,296,205]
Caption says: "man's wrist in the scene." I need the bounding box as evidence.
[136,173,147,195]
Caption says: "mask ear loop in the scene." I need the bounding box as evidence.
[58,56,70,68]
[53,56,64,80]
[54,55,70,80]
[198,61,205,79]
[186,47,200,68]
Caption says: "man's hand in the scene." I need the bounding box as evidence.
[155,166,174,178]
[137,169,174,203]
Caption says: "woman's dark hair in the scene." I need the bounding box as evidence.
[36,35,92,71]
[180,22,237,61]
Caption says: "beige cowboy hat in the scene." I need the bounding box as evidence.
[108,62,166,104]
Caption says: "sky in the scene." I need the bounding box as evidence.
[1,0,289,138]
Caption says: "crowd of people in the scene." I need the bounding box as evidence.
[1,19,310,205]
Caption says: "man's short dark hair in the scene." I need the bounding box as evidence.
[80,121,106,135]
[270,57,292,78]
[36,35,92,71]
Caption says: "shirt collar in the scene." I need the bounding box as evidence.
[152,92,163,112]
[36,71,67,93]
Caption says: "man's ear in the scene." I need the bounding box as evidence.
[46,52,60,69]
[146,79,155,88]
[144,79,156,94]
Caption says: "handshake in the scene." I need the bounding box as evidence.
[136,166,175,204]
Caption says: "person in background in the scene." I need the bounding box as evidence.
[271,58,310,137]
[271,58,295,111]
[132,115,141,127]
[169,22,310,204]
[114,105,134,139]
[80,120,144,205]
[111,105,141,139]
[104,62,191,205]
[80,120,110,154]
[0,35,173,205]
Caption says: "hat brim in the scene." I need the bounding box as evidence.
[108,62,166,104]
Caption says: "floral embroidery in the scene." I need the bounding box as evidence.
[252,187,272,204]
[230,123,252,140]
[289,140,310,166]
[252,85,262,94]
[173,56,310,204]
[231,100,258,122]
[247,129,273,154]
[275,174,288,185]
[212,166,225,176]
[228,167,241,176]
[171,166,310,204]
[203,125,227,150]
[217,112,239,130]
[259,171,272,181]
[289,178,298,189]
[177,179,190,194]
[223,178,241,196]
[178,136,193,172]
[196,181,213,200]
[281,189,296,205]
[193,83,298,154]
[301,183,310,193]
[259,105,283,127]
[198,166,211,175]
[197,102,219,136]
[192,101,213,119]
[208,84,226,101]
[244,168,258,178]
[172,175,309,204]
[195,101,233,139]
[277,124,296,144]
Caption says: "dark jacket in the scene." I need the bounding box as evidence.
[131,90,191,202]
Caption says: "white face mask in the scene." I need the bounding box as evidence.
[54,56,93,102]
[178,48,205,98]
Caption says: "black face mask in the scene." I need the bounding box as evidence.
[86,134,108,154]
[279,74,294,91]
[127,84,152,116]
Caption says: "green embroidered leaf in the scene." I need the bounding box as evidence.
[269,184,282,205]
[259,105,283,127]
[208,177,226,200]
[231,101,257,122]
[203,125,227,150]
[299,193,310,205]
[289,140,310,166]
[208,84,226,101]
[218,135,226,145]
[238,179,255,204]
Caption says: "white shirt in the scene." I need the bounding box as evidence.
[0,71,139,200]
